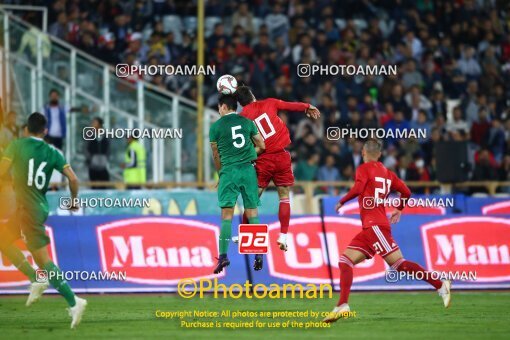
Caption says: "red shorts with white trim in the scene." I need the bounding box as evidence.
[254,150,294,188]
[347,225,400,258]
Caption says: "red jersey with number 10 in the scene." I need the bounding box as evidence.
[339,161,411,229]
[240,98,310,153]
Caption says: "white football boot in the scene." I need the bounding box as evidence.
[438,280,452,308]
[277,233,288,251]
[26,281,49,306]
[68,296,88,329]
[323,303,350,323]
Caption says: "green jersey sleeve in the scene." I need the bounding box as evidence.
[250,120,259,137]
[209,123,218,143]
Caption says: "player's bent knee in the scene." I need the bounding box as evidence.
[343,248,366,265]
[276,186,290,198]
[244,208,258,218]
[388,257,406,271]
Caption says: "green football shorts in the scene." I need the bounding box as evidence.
[0,206,50,252]
[218,162,260,209]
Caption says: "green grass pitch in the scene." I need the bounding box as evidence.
[0,292,509,339]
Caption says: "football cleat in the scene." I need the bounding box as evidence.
[323,303,351,323]
[253,254,263,271]
[26,281,49,306]
[68,296,88,329]
[277,233,288,252]
[213,256,230,274]
[438,280,452,308]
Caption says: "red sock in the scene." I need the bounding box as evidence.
[242,212,248,225]
[337,255,354,306]
[278,199,290,234]
[392,259,442,289]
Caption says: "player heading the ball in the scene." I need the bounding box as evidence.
[209,94,266,274]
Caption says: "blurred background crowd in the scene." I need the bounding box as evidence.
[4,0,510,188]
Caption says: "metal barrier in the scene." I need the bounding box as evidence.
[47,180,510,214]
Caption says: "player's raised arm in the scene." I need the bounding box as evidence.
[251,133,265,155]
[388,171,412,224]
[336,166,368,212]
[62,166,79,211]
[210,143,221,171]
[249,120,265,155]
[271,98,321,119]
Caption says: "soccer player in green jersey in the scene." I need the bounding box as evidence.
[0,112,87,328]
[210,94,266,274]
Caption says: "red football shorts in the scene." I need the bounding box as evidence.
[347,224,400,258]
[254,150,294,188]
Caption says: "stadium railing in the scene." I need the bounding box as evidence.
[0,10,217,184]
[47,180,510,214]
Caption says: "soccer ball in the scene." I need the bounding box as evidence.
[216,74,238,94]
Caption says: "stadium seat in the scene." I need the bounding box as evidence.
[204,17,222,38]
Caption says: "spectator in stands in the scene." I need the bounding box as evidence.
[85,117,110,189]
[461,80,481,124]
[446,106,470,135]
[411,110,431,144]
[122,136,146,189]
[318,155,341,182]
[405,86,432,119]
[341,139,364,172]
[17,27,51,63]
[42,89,67,150]
[396,154,412,181]
[401,59,423,90]
[384,111,410,146]
[457,46,482,79]
[499,155,510,192]
[472,149,498,181]
[486,119,506,163]
[49,11,68,40]
[430,89,447,120]
[232,2,254,37]
[470,108,491,146]
[294,154,319,181]
[32,0,510,183]
[265,3,289,41]
[293,132,321,159]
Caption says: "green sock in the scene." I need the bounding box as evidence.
[0,244,36,282]
[43,261,76,307]
[219,219,232,255]
[248,216,260,224]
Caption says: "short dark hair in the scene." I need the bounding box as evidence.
[93,116,104,127]
[235,85,255,106]
[364,139,382,154]
[27,112,47,134]
[218,94,237,111]
[49,88,59,96]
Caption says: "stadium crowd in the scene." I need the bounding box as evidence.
[9,0,510,187]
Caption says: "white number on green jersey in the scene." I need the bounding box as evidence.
[231,125,245,148]
[28,158,47,190]
[254,113,276,140]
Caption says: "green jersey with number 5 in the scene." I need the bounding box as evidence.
[3,136,68,214]
[209,112,259,167]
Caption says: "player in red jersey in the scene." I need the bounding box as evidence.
[235,86,320,270]
[323,139,451,323]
